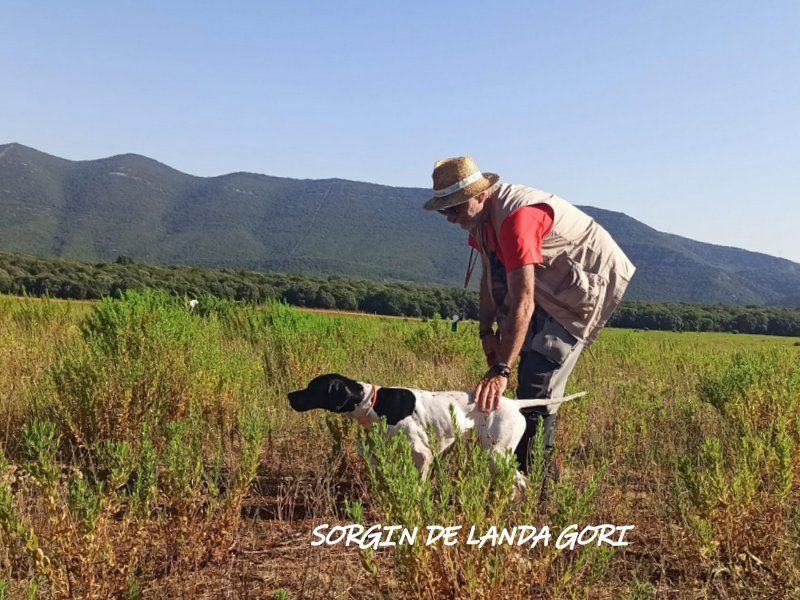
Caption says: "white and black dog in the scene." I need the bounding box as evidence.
[288,373,585,489]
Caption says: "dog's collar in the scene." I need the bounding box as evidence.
[351,384,380,427]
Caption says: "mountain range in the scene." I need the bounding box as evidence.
[1,142,798,307]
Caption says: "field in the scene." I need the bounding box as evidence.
[0,291,798,599]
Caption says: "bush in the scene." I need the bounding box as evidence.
[48,290,226,446]
[357,419,611,598]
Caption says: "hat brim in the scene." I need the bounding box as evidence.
[423,172,499,211]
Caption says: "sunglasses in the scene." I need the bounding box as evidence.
[437,203,465,216]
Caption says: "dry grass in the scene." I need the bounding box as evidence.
[0,292,798,598]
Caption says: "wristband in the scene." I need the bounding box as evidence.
[487,362,511,379]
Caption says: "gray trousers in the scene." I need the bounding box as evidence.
[513,306,584,474]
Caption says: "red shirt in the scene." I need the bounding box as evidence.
[468,205,554,271]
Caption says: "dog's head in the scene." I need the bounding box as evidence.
[288,373,366,414]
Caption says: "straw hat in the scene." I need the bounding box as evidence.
[423,156,499,211]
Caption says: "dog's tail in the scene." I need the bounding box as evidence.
[513,391,587,409]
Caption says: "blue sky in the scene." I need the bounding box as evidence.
[3,1,799,261]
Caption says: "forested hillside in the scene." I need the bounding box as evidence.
[2,143,799,306]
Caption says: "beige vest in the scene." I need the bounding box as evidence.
[472,183,636,345]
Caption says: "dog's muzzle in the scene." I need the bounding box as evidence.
[288,390,313,412]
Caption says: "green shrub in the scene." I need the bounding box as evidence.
[697,351,777,412]
[67,475,103,534]
[48,289,247,448]
[358,418,608,598]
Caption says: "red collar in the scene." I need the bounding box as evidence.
[357,385,380,426]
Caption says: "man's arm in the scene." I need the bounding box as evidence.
[474,264,535,412]
[478,253,496,334]
[495,264,535,368]
[477,253,500,363]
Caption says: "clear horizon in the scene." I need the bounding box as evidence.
[2,1,798,261]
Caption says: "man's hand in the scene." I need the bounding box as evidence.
[481,332,499,367]
[474,373,508,413]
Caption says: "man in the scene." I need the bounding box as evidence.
[424,156,635,480]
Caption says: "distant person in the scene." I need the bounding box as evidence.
[424,156,636,485]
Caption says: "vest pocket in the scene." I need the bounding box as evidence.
[526,314,579,365]
[552,256,607,320]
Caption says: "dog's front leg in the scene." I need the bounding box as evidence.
[513,470,528,500]
[411,448,433,480]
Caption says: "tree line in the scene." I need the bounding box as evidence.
[0,252,476,320]
[1,252,799,337]
[610,301,800,336]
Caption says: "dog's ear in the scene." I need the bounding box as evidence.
[327,377,362,412]
[328,378,350,402]
[328,375,360,396]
